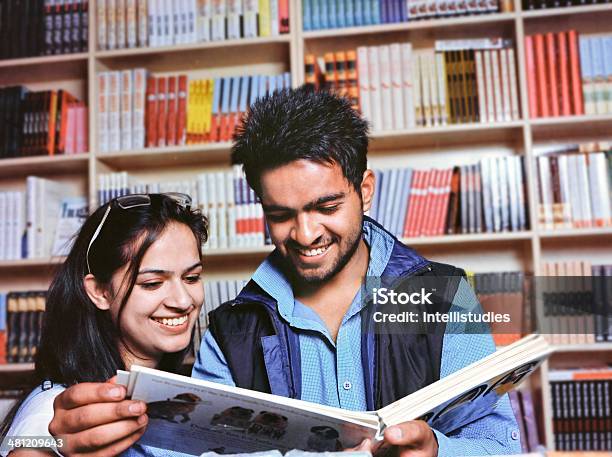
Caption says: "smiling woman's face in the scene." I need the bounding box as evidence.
[110,222,204,367]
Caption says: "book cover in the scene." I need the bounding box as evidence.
[545,32,559,117]
[534,34,549,118]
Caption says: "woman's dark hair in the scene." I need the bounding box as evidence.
[231,87,370,196]
[1,194,208,436]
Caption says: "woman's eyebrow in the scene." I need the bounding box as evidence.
[138,262,202,275]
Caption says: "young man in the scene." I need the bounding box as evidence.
[47,89,521,456]
[192,88,521,456]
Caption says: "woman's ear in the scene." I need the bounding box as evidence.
[83,274,112,311]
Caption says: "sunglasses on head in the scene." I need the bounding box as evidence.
[86,192,192,275]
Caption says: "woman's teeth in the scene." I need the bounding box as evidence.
[153,315,188,327]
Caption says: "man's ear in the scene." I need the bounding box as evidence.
[360,169,375,213]
[83,274,112,311]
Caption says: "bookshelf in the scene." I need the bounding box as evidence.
[0,0,611,452]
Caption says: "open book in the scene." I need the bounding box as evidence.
[117,334,551,455]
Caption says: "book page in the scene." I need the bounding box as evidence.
[125,368,378,454]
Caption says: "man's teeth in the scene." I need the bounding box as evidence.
[153,315,188,327]
[300,245,331,257]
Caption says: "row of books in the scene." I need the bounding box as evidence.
[98,69,290,153]
[0,0,88,60]
[540,261,612,345]
[98,167,268,250]
[97,0,290,51]
[0,291,46,364]
[549,369,612,451]
[309,38,520,132]
[536,144,612,230]
[469,271,529,347]
[369,156,528,238]
[302,0,511,31]
[0,87,88,159]
[0,177,80,261]
[525,31,612,119]
[184,73,291,146]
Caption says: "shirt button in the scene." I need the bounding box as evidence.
[511,430,519,440]
[343,381,352,390]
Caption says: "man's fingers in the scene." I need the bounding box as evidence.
[54,383,126,410]
[384,421,430,446]
[51,400,146,434]
[62,415,148,455]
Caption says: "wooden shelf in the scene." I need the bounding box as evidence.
[521,4,612,19]
[203,245,275,257]
[95,35,291,59]
[530,114,612,140]
[0,53,88,69]
[0,258,65,269]
[95,144,232,170]
[302,12,517,39]
[551,343,612,353]
[539,227,612,239]
[403,231,534,246]
[369,121,525,150]
[0,364,35,373]
[0,154,89,178]
[0,53,89,86]
[530,114,612,127]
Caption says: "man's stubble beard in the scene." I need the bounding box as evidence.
[281,222,364,288]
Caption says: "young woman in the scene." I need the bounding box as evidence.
[1,193,207,456]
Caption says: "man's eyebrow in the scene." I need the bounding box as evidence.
[138,262,203,275]
[262,193,345,213]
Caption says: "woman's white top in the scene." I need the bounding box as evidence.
[1,384,65,456]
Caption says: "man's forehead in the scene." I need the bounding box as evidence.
[259,160,352,206]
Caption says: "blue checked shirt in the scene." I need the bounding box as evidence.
[125,221,521,456]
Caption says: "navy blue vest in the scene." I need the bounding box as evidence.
[209,221,464,410]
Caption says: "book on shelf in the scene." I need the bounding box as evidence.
[0,294,6,364]
[1,291,46,364]
[302,0,511,32]
[97,166,267,250]
[51,196,88,256]
[534,142,612,230]
[549,368,612,452]
[96,0,289,50]
[540,260,612,345]
[367,156,528,238]
[0,176,83,261]
[306,38,520,132]
[98,70,290,153]
[525,30,612,119]
[0,86,88,159]
[117,335,550,454]
[0,0,88,59]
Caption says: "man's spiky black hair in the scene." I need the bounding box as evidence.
[231,87,370,195]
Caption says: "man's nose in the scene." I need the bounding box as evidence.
[291,213,323,247]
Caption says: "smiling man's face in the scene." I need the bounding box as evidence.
[259,159,373,286]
